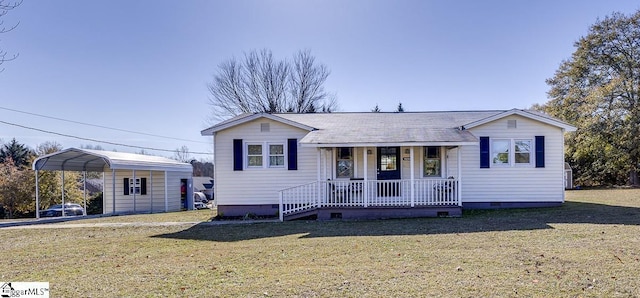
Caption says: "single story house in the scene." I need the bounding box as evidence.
[201,109,576,221]
[32,148,194,217]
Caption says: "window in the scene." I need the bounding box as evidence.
[423,146,441,177]
[269,144,285,167]
[129,178,141,195]
[515,140,532,164]
[336,147,354,178]
[492,139,510,165]
[247,144,263,167]
[124,177,146,195]
[379,147,397,171]
[491,138,534,166]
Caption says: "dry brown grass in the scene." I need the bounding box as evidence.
[1,189,639,297]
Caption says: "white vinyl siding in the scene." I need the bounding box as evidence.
[103,169,189,213]
[213,118,317,206]
[461,115,566,203]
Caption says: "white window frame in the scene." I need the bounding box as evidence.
[245,142,288,169]
[514,139,533,166]
[335,147,354,179]
[423,146,444,178]
[268,143,285,168]
[128,178,141,195]
[491,138,534,167]
[246,143,264,168]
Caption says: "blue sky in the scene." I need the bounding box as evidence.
[0,0,638,160]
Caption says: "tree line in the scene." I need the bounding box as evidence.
[537,10,640,187]
[0,139,83,218]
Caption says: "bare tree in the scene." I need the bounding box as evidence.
[0,0,21,72]
[173,145,192,163]
[208,49,337,120]
[289,50,336,113]
[36,141,62,156]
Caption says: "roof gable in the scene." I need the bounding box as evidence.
[201,113,316,136]
[462,109,577,131]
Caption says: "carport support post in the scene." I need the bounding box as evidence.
[61,170,66,217]
[112,169,116,214]
[83,171,87,216]
[35,170,40,219]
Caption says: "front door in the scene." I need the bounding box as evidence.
[377,147,401,180]
[377,147,401,196]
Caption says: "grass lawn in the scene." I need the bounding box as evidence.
[1,189,639,297]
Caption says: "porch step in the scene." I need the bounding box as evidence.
[283,206,461,221]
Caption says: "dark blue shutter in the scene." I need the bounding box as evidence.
[233,139,243,171]
[123,178,129,195]
[288,138,298,170]
[480,137,490,168]
[141,178,147,195]
[535,136,545,168]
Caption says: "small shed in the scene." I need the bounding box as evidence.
[564,162,573,189]
[32,148,193,218]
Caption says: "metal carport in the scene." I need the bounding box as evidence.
[32,148,193,219]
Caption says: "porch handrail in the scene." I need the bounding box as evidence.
[279,178,460,220]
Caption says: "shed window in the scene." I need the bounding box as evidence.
[269,144,285,167]
[336,148,354,178]
[247,144,263,167]
[124,177,147,195]
[423,146,441,177]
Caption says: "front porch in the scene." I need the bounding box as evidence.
[279,178,461,220]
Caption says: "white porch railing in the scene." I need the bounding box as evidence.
[278,179,460,220]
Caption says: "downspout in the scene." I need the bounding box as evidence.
[317,149,321,208]
[457,146,462,207]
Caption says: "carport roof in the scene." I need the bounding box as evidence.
[32,148,193,172]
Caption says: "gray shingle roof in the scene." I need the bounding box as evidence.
[201,109,575,146]
[274,111,502,145]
